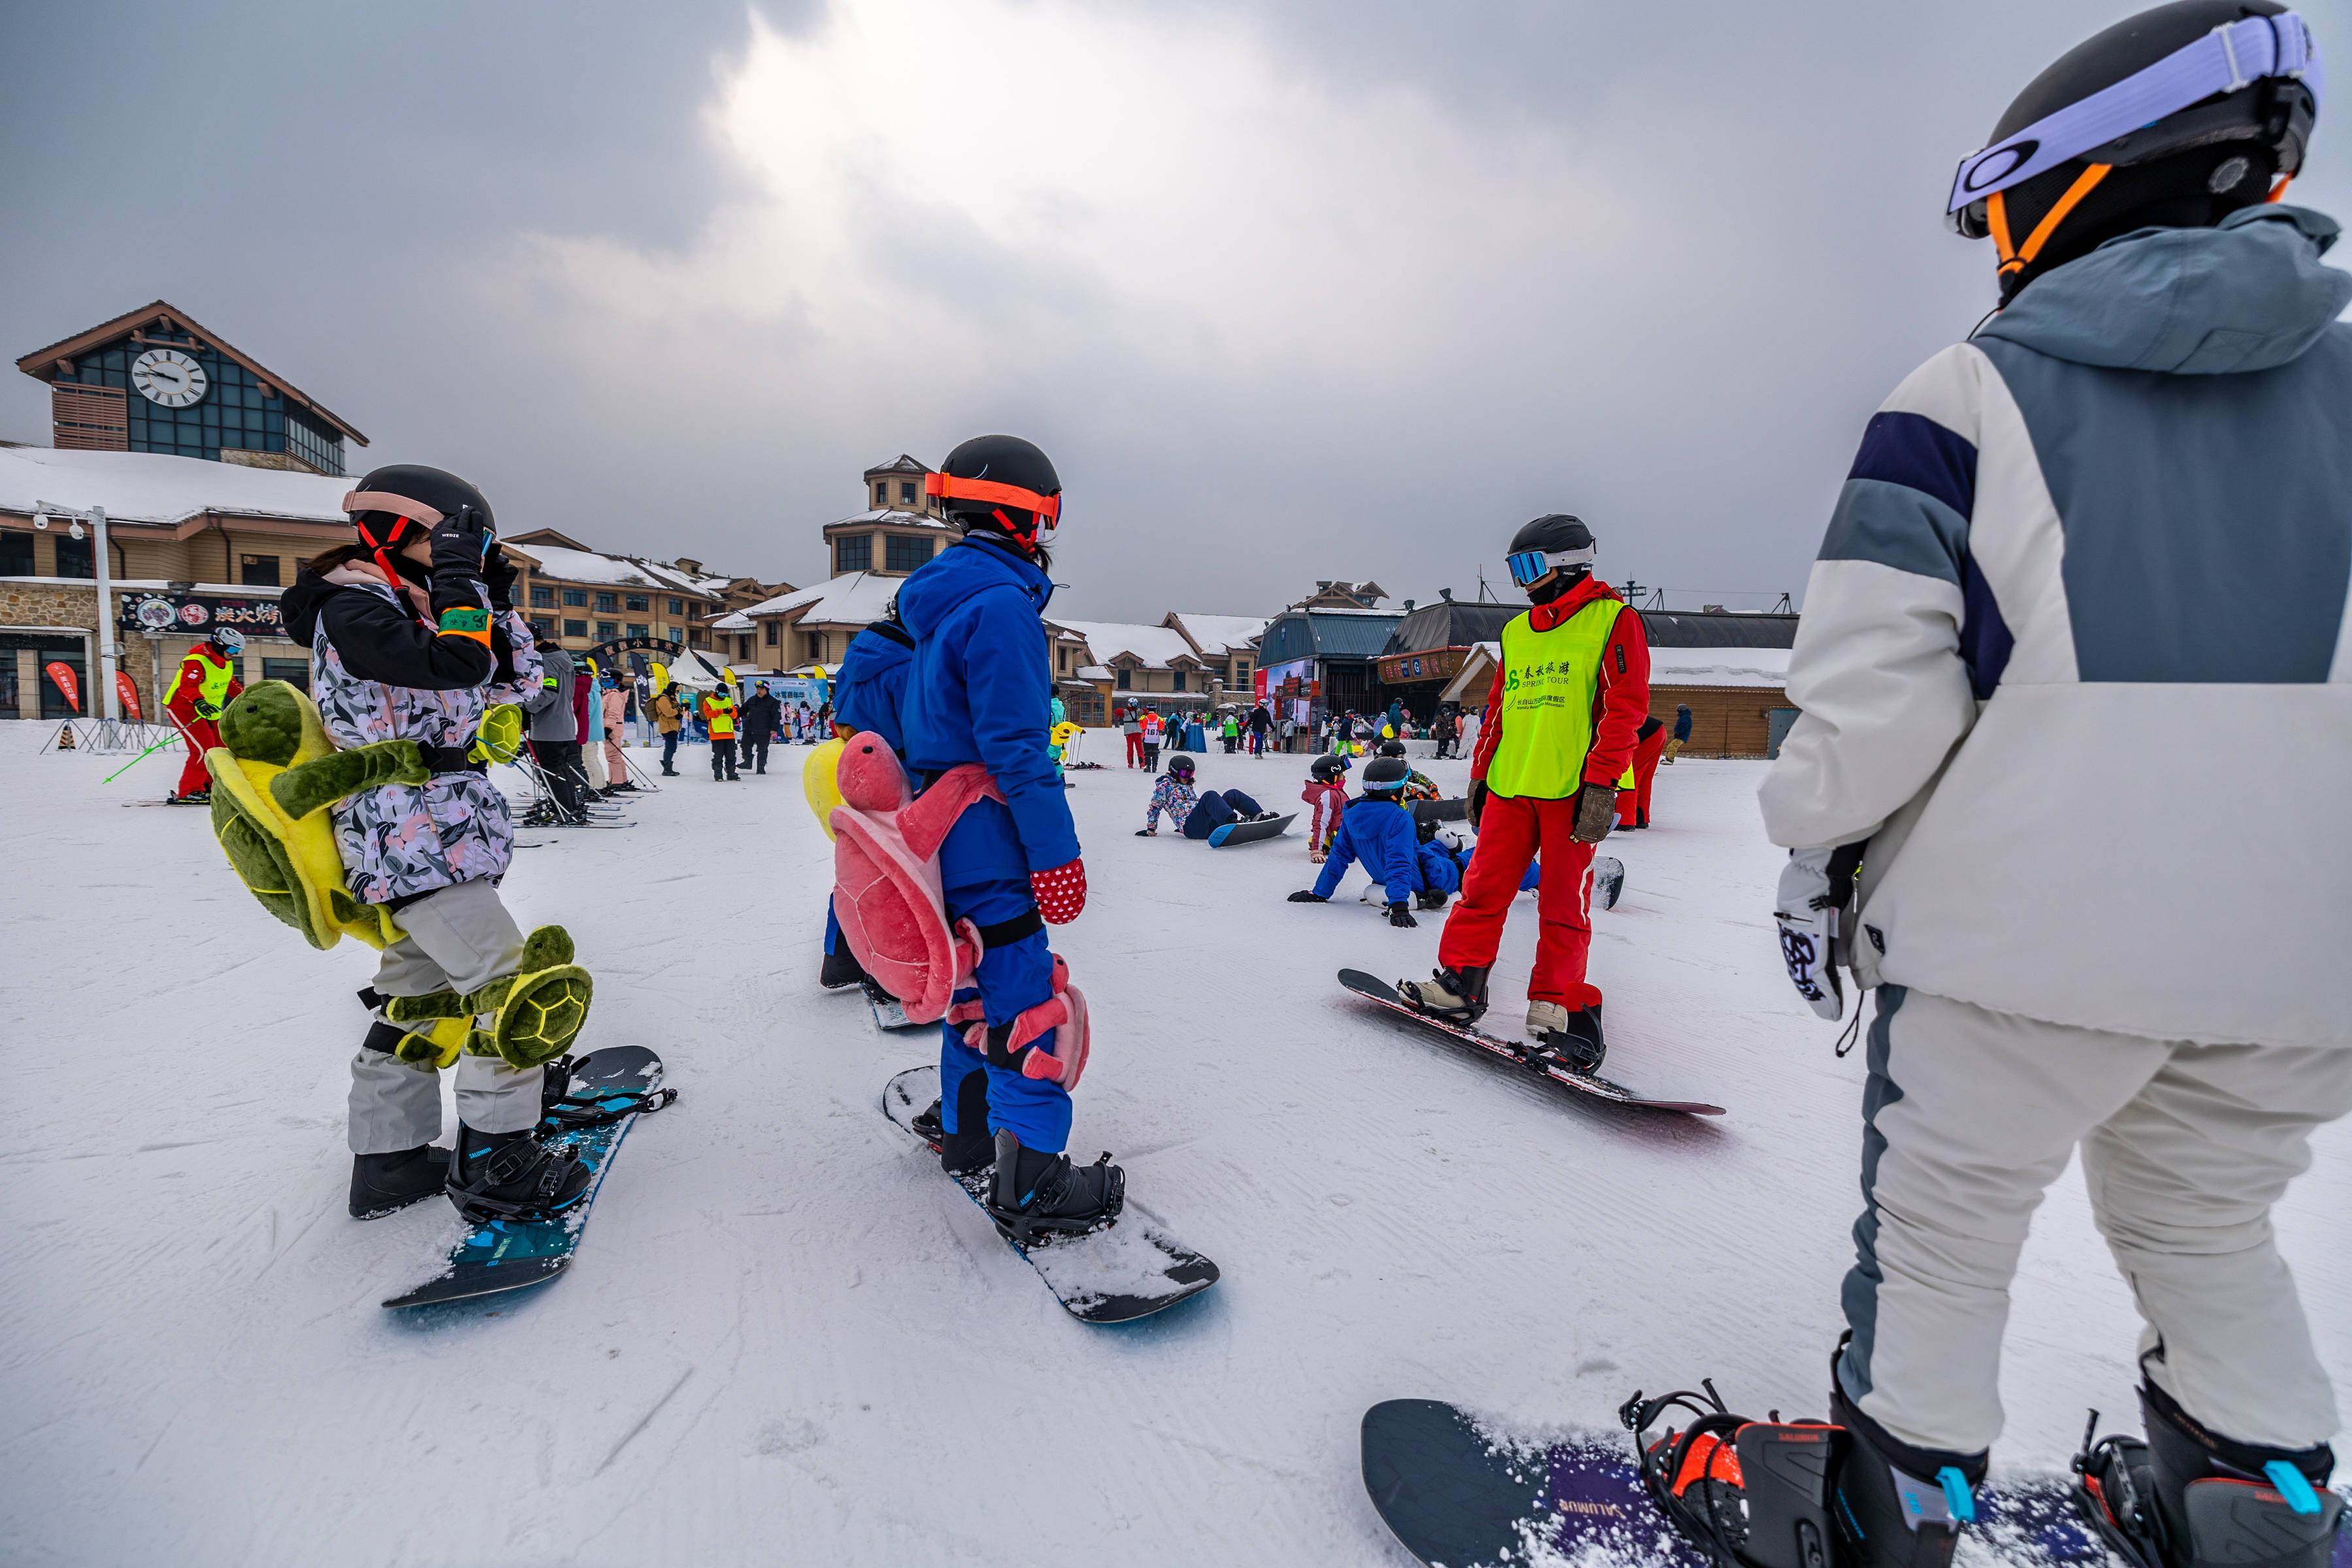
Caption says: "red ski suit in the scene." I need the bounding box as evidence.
[1617,715,1668,828]
[164,646,243,799]
[1439,578,1650,1007]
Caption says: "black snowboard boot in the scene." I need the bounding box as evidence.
[1399,965,1488,1022]
[1530,1001,1606,1074]
[1414,889,1450,911]
[1829,1381,1985,1568]
[2111,1377,2344,1568]
[987,1129,1124,1243]
[931,1068,996,1176]
[819,941,869,990]
[349,1145,451,1219]
[446,1122,593,1223]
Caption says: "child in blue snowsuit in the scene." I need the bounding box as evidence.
[1287,758,1457,924]
[820,614,917,987]
[896,435,1119,1230]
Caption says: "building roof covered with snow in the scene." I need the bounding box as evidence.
[0,444,355,527]
[1164,612,1269,657]
[747,570,900,627]
[1046,620,1200,671]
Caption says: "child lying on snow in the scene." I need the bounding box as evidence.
[1137,754,1274,840]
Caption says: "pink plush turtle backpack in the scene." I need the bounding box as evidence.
[828,733,1090,1086]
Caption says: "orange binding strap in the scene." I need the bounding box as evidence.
[924,471,1061,523]
[1992,163,2112,278]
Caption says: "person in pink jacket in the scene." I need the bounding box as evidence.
[600,679,631,793]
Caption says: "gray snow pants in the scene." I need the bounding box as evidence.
[347,879,544,1154]
[1840,985,2352,1455]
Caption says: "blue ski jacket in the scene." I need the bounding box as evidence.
[831,623,914,755]
[898,538,1080,879]
[1312,796,1420,906]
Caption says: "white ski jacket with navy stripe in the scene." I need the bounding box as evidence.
[1760,205,2352,1050]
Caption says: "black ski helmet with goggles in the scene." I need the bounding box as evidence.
[1362,757,1412,794]
[1949,2,2321,302]
[928,435,1062,551]
[1166,754,1196,781]
[1505,514,1597,603]
[342,465,495,593]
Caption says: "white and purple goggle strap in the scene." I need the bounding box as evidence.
[1506,543,1597,584]
[1948,11,2322,213]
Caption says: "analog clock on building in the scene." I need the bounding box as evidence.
[131,348,207,408]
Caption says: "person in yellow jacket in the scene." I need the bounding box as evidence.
[1398,515,1649,1072]
[164,627,245,802]
[700,686,740,781]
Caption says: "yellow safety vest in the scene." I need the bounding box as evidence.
[1486,598,1633,799]
[178,649,236,713]
[703,696,738,738]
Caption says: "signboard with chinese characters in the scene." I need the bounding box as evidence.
[120,591,284,639]
[1376,646,1469,685]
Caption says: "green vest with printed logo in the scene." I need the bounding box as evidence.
[1487,598,1629,799]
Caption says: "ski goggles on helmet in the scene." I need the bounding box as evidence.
[1505,542,1596,587]
[925,472,1063,544]
[1948,11,2322,228]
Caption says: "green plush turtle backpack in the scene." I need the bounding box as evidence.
[206,682,588,1071]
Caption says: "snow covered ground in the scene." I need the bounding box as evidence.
[2,723,2344,1566]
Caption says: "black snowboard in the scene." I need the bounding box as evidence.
[1209,811,1296,847]
[382,1046,672,1309]
[1411,798,1469,826]
[1362,1399,2122,1568]
[881,1065,1218,1323]
[1339,970,1723,1115]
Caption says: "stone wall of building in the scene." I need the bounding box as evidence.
[1,579,299,720]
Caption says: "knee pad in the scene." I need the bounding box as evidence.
[963,955,1090,1090]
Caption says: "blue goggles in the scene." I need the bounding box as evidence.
[1506,544,1594,587]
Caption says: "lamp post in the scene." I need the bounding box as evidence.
[35,500,119,721]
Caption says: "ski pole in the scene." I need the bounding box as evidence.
[102,732,189,783]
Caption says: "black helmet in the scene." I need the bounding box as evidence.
[1167,755,1196,781]
[1310,753,1350,782]
[929,435,1062,549]
[1362,757,1411,794]
[342,464,492,585]
[1505,514,1596,601]
[1950,2,2320,301]
[1376,739,1407,758]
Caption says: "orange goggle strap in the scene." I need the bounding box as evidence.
[2267,173,2295,203]
[924,472,1061,525]
[1990,163,2113,278]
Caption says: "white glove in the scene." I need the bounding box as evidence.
[1774,847,1845,1021]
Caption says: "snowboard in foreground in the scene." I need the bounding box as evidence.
[881,1065,1218,1324]
[1339,970,1723,1115]
[382,1046,672,1310]
[1209,811,1296,847]
[1362,1398,2125,1568]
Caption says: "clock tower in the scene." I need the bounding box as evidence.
[14,300,367,476]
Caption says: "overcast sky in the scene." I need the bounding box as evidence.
[8,1,2350,620]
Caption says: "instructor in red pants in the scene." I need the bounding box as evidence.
[164,627,246,802]
[1399,513,1647,1071]
[1616,713,1667,829]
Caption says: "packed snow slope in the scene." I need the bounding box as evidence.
[1,725,2343,1567]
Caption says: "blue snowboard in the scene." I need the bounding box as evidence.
[381,1046,672,1310]
[1362,1399,2135,1568]
[1208,811,1296,847]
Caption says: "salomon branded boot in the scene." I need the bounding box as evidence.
[348,1145,451,1219]
[446,1122,593,1223]
[1829,1382,1985,1568]
[1529,1000,1606,1074]
[2125,1378,2344,1568]
[1399,965,1488,1022]
[986,1129,1124,1243]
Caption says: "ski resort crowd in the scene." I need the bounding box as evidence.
[173,7,2352,1564]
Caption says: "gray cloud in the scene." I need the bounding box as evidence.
[7,0,2347,619]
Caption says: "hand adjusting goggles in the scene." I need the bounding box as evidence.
[1948,10,2321,228]
[1506,541,1597,588]
[924,471,1063,544]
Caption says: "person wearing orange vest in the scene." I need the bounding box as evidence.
[1398,514,1649,1071]
[164,626,246,802]
[700,686,740,781]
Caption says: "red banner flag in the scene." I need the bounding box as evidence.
[115,671,142,721]
[43,661,80,714]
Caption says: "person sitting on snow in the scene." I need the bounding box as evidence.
[1302,753,1350,862]
[1286,757,1457,924]
[1137,754,1271,839]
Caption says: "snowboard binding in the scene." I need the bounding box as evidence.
[1620,1383,1845,1568]
[2073,1394,2346,1568]
[985,1129,1125,1247]
[534,1053,676,1135]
